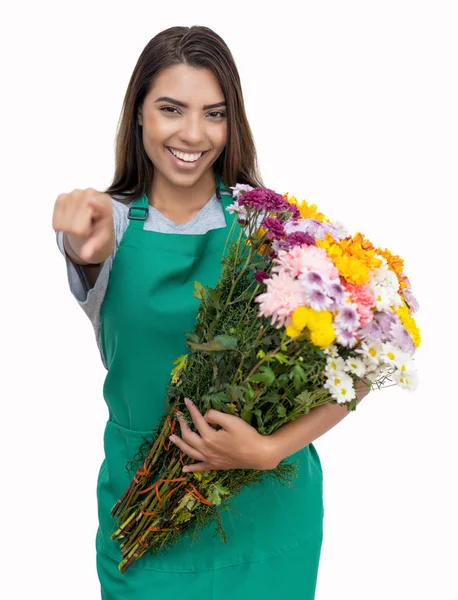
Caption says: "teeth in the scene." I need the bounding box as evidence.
[169,147,203,162]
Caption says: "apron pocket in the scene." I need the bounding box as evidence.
[96,420,324,573]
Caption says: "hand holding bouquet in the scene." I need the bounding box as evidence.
[110,184,421,572]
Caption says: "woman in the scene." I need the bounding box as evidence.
[53,25,368,600]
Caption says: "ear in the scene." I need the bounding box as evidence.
[137,110,143,126]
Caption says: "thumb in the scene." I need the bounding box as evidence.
[88,194,111,218]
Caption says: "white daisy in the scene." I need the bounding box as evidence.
[325,372,356,404]
[345,356,367,377]
[323,344,339,359]
[392,367,419,391]
[355,341,384,367]
[325,356,347,376]
[380,342,411,369]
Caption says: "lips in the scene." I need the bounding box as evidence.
[167,147,206,162]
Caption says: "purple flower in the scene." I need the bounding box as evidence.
[335,304,360,331]
[238,188,300,219]
[302,271,325,287]
[359,321,383,343]
[335,325,358,348]
[262,217,286,240]
[284,218,342,241]
[255,270,269,283]
[286,231,315,247]
[328,282,345,302]
[401,274,420,313]
[389,322,415,354]
[230,183,254,200]
[305,287,334,311]
[373,311,397,336]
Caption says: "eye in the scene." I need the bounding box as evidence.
[208,111,226,119]
[160,106,180,114]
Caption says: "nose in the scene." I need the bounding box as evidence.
[178,114,205,146]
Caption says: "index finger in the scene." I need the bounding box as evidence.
[184,398,213,438]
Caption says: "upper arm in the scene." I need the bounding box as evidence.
[81,264,102,289]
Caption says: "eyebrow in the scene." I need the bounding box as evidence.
[154,96,226,110]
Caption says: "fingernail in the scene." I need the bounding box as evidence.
[182,467,189,473]
[169,435,175,442]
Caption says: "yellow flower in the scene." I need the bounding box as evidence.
[309,310,333,328]
[394,302,421,348]
[334,255,370,285]
[310,325,336,348]
[170,354,188,384]
[283,193,328,222]
[286,324,302,338]
[291,306,314,332]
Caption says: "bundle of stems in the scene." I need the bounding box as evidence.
[110,191,368,573]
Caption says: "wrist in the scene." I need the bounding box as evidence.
[258,433,284,470]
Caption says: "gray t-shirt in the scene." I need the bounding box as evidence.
[56,191,229,368]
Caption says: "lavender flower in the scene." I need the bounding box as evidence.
[335,325,358,348]
[373,311,397,337]
[284,218,342,241]
[335,304,360,332]
[230,183,254,200]
[305,287,334,311]
[359,321,383,343]
[401,273,420,312]
[328,282,345,303]
[301,271,325,287]
[389,322,415,354]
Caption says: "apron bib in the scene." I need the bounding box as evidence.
[96,172,324,579]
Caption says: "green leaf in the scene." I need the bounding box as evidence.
[187,335,238,352]
[193,281,206,300]
[241,409,252,423]
[201,392,229,409]
[208,483,230,506]
[273,352,289,364]
[252,409,264,429]
[249,366,275,386]
[263,392,281,403]
[256,349,266,359]
[276,405,287,418]
[293,391,316,411]
[208,289,221,309]
[290,364,308,390]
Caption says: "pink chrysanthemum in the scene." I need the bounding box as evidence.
[356,304,374,327]
[343,282,375,307]
[255,268,305,328]
[273,244,340,280]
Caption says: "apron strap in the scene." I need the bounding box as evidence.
[127,193,150,229]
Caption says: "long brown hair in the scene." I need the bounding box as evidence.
[103,26,264,202]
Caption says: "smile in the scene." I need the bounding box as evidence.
[167,147,206,163]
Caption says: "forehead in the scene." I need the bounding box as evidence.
[148,64,224,103]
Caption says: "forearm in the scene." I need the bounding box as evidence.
[268,388,369,465]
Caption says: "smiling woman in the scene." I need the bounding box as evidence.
[137,65,228,194]
[53,24,323,600]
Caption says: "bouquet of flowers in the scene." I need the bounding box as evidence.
[110,185,421,573]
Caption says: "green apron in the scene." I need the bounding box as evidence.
[96,173,324,599]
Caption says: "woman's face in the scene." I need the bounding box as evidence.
[138,63,228,188]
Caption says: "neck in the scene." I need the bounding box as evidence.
[148,169,217,221]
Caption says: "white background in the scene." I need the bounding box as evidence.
[1,1,456,598]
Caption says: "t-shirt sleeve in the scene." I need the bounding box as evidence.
[55,197,127,363]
